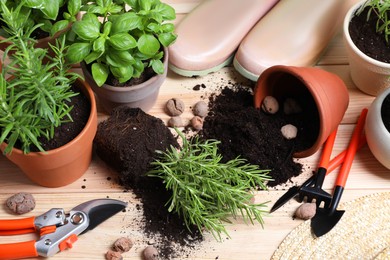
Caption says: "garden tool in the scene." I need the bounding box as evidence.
[298,128,338,208]
[0,198,127,259]
[269,134,366,213]
[311,108,367,237]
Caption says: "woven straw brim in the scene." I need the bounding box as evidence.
[272,192,390,260]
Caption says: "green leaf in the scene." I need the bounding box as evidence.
[84,51,103,64]
[106,50,135,67]
[109,33,137,50]
[41,0,60,20]
[154,3,176,20]
[110,65,134,83]
[93,36,106,52]
[150,59,164,74]
[68,0,82,16]
[158,32,177,47]
[92,63,109,87]
[72,19,100,40]
[161,23,175,33]
[51,20,69,36]
[140,0,152,11]
[24,0,45,9]
[110,12,142,34]
[66,42,91,64]
[137,34,160,56]
[81,13,101,28]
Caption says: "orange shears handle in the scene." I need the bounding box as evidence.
[0,241,38,260]
[0,217,36,235]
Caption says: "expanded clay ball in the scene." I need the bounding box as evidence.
[192,100,208,117]
[281,124,298,140]
[283,97,302,115]
[143,245,159,260]
[261,96,279,114]
[6,192,35,214]
[165,98,185,116]
[112,237,133,253]
[294,202,316,220]
[167,116,184,127]
[191,116,203,130]
[105,250,123,260]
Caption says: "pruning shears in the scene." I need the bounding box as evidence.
[0,198,127,259]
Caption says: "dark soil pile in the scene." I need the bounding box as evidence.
[349,7,390,63]
[382,94,390,132]
[201,84,318,187]
[94,106,203,259]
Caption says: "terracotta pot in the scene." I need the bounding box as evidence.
[254,65,349,158]
[343,0,390,96]
[81,48,168,113]
[0,78,98,187]
[365,88,390,169]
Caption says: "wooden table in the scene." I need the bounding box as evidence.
[1,1,389,259]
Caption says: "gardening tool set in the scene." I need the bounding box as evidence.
[0,198,127,259]
[270,108,368,237]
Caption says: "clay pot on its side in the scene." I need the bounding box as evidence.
[254,65,349,158]
[343,0,390,96]
[365,88,390,169]
[0,78,98,187]
[82,48,168,114]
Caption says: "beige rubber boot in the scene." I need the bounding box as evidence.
[168,0,280,77]
[233,0,356,81]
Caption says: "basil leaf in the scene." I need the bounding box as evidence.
[111,12,142,34]
[111,65,134,83]
[72,19,100,40]
[158,32,177,47]
[66,42,91,64]
[109,33,137,51]
[155,3,176,20]
[150,59,164,74]
[51,20,69,36]
[138,34,160,56]
[92,63,109,87]
[68,0,81,16]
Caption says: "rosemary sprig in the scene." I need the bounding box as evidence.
[358,0,390,44]
[148,129,272,241]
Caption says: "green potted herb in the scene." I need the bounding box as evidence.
[66,0,177,113]
[343,0,390,96]
[148,130,271,240]
[0,2,97,187]
[0,0,82,51]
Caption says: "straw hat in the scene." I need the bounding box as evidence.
[272,192,390,259]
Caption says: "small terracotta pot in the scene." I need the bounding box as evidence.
[343,0,390,96]
[365,88,390,169]
[0,78,97,187]
[254,65,349,158]
[82,48,168,113]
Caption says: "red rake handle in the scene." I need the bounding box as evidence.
[335,108,368,187]
[319,128,338,169]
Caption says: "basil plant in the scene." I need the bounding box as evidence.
[0,0,82,37]
[66,0,177,87]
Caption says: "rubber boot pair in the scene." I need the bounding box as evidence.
[168,0,352,80]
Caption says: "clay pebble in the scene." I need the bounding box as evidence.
[190,116,203,130]
[294,202,316,220]
[261,96,279,114]
[167,116,184,127]
[112,237,133,253]
[143,245,159,260]
[192,100,208,117]
[281,124,298,139]
[6,192,36,215]
[165,98,185,116]
[105,250,123,260]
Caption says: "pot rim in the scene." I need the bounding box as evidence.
[343,0,390,68]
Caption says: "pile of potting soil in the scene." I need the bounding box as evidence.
[201,84,317,187]
[94,106,203,260]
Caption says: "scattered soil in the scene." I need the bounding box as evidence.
[349,6,390,63]
[94,106,203,260]
[93,81,319,258]
[200,84,318,187]
[31,85,90,152]
[381,93,390,132]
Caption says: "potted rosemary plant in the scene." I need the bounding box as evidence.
[343,0,390,96]
[0,3,97,187]
[66,0,177,113]
[0,0,81,51]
